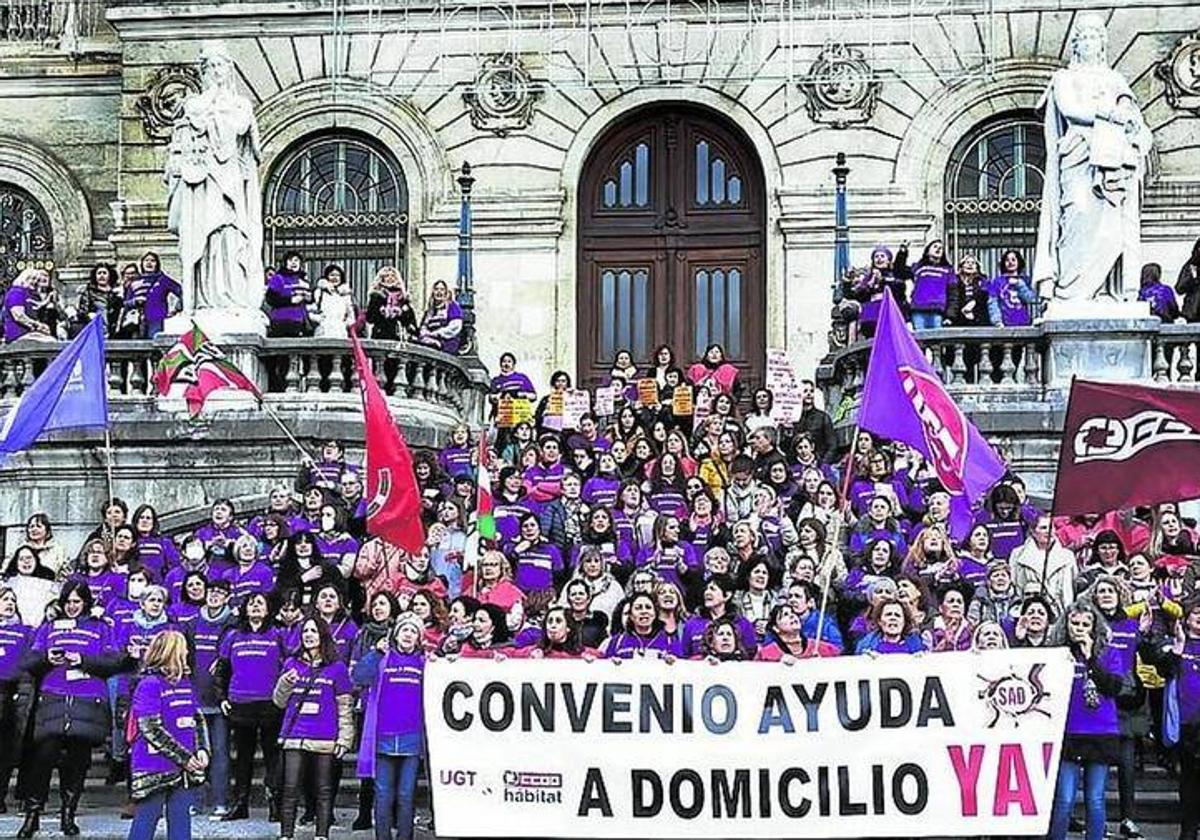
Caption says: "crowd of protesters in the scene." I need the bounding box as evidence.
[0,252,1198,840]
[0,252,462,354]
[838,236,1200,338]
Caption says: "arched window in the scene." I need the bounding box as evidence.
[0,183,53,282]
[264,133,408,306]
[578,107,765,390]
[944,114,1045,277]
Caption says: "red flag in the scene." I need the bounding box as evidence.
[349,331,425,553]
[1054,378,1200,516]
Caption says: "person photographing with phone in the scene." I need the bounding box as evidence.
[126,630,209,840]
[273,616,354,840]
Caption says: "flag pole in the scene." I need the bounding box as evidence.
[103,427,115,503]
[193,326,313,464]
[817,424,860,649]
[259,399,314,463]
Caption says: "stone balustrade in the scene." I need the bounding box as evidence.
[0,336,489,426]
[1,0,105,44]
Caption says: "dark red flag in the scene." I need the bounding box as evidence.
[350,331,425,553]
[1054,378,1200,516]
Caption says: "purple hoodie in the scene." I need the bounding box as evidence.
[130,673,202,776]
[218,626,285,704]
[278,657,352,741]
[266,269,311,324]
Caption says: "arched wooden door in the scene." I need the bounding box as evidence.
[577,107,766,390]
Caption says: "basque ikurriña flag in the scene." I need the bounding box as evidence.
[1054,379,1200,517]
[349,329,425,553]
[858,290,1006,536]
[153,323,260,416]
[0,316,108,454]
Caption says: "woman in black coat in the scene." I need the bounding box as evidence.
[19,582,124,838]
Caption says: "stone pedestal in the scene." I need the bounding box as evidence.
[1042,312,1160,387]
[164,307,267,339]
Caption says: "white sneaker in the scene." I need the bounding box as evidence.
[209,805,231,821]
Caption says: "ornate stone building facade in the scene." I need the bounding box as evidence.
[3,0,1200,387]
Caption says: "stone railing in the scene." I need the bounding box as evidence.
[1,0,106,46]
[818,326,1049,421]
[819,316,1200,429]
[0,336,489,425]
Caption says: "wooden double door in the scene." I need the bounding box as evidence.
[577,107,766,390]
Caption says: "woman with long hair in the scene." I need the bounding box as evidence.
[128,505,179,580]
[354,612,427,840]
[1175,236,1200,323]
[20,582,122,838]
[274,617,355,840]
[366,266,418,340]
[559,578,610,649]
[681,575,757,658]
[414,279,464,354]
[687,343,742,400]
[908,239,954,330]
[127,631,209,840]
[526,606,598,659]
[1046,603,1135,840]
[277,532,342,607]
[215,592,285,822]
[699,616,749,662]
[0,587,33,812]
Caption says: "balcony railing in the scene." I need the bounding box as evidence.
[0,336,488,425]
[2,0,106,47]
[819,326,1049,419]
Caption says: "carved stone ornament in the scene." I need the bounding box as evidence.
[136,64,203,142]
[800,41,882,128]
[1157,30,1200,112]
[462,54,542,137]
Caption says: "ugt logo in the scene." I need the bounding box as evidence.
[898,366,968,494]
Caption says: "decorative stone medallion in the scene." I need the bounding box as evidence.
[800,41,882,128]
[462,54,542,137]
[1157,30,1200,112]
[136,65,203,142]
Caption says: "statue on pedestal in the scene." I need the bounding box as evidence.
[1033,15,1153,304]
[164,42,266,334]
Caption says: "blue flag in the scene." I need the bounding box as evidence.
[0,317,109,454]
[858,290,1006,536]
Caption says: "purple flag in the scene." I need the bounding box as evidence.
[858,290,1006,535]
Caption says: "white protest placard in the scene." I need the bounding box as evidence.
[425,649,1073,838]
[561,389,591,430]
[766,348,803,424]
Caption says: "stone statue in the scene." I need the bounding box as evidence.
[165,41,266,333]
[1033,14,1153,303]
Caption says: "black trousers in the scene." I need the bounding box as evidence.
[230,716,281,807]
[24,735,92,810]
[1116,734,1137,822]
[1181,744,1200,840]
[281,749,335,839]
[0,682,20,802]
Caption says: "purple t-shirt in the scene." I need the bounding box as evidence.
[74,570,126,611]
[187,611,233,707]
[910,264,955,312]
[130,674,201,776]
[113,617,178,696]
[510,542,564,593]
[0,622,33,682]
[219,626,285,704]
[279,657,352,741]
[581,476,621,509]
[636,542,700,590]
[374,651,425,739]
[32,617,113,699]
[2,285,32,342]
[227,561,276,607]
[1178,639,1200,726]
[133,536,180,579]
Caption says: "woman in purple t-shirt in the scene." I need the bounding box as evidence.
[273,616,354,840]
[127,630,210,840]
[0,586,33,812]
[214,592,285,822]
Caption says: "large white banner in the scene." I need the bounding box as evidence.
[424,650,1074,838]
